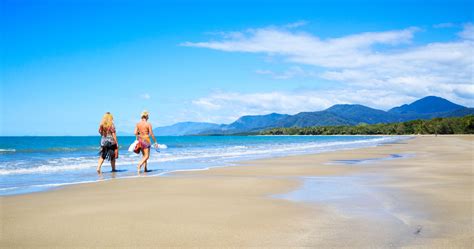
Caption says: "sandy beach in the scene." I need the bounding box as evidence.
[1,136,473,248]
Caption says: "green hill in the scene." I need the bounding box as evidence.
[261,115,474,135]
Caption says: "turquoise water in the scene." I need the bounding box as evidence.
[0,135,405,195]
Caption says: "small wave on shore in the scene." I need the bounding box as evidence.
[0,135,409,195]
[0,148,16,153]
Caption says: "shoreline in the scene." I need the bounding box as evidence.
[0,135,408,196]
[1,136,472,248]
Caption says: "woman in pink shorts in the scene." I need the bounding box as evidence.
[134,111,158,172]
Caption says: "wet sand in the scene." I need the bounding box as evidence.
[1,136,473,248]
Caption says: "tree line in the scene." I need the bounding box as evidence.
[260,115,474,135]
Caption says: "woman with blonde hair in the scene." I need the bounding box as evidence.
[97,112,119,173]
[134,110,158,172]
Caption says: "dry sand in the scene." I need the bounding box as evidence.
[1,136,473,248]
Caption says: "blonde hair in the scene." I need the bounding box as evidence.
[141,110,149,119]
[100,112,114,129]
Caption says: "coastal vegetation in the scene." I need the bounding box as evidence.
[260,115,474,135]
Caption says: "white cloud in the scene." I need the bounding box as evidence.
[458,23,474,40]
[189,90,413,123]
[181,26,420,68]
[140,93,151,100]
[283,20,308,29]
[181,23,474,123]
[255,66,317,80]
[183,24,473,94]
[433,22,455,28]
[191,98,221,110]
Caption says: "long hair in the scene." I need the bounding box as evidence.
[100,112,114,129]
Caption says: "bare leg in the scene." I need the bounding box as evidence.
[137,148,150,172]
[97,157,105,173]
[143,148,150,172]
[111,157,116,172]
[138,150,145,172]
[138,149,144,171]
[144,155,148,172]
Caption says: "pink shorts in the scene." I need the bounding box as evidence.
[139,138,151,149]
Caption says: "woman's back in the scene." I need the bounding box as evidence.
[136,121,150,136]
[99,125,116,137]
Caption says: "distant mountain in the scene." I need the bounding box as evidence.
[442,107,474,117]
[325,104,402,124]
[207,104,407,134]
[222,113,291,134]
[196,113,290,135]
[200,105,408,135]
[228,113,289,130]
[389,96,465,115]
[154,96,473,136]
[154,122,222,136]
[275,111,353,127]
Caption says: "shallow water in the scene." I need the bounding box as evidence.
[0,135,408,195]
[273,154,425,247]
[328,153,413,165]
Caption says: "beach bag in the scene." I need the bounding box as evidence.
[133,141,141,154]
[128,140,141,154]
[128,140,137,152]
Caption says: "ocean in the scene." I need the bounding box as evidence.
[0,135,405,195]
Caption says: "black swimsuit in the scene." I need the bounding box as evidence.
[99,126,117,160]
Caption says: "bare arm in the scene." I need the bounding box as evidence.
[149,123,157,144]
[112,126,119,159]
[111,125,118,145]
[112,132,118,146]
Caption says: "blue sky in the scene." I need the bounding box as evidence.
[1,0,473,135]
